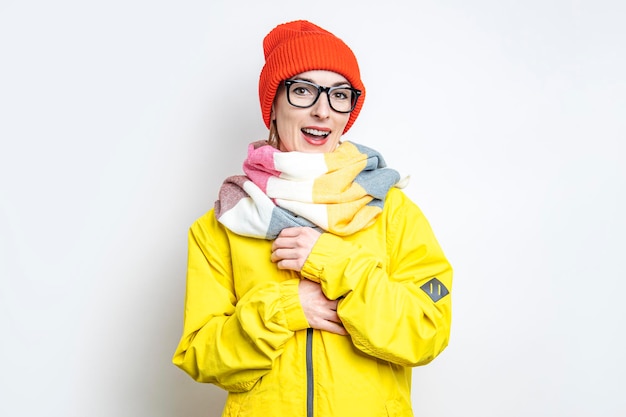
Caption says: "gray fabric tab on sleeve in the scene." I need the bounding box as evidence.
[420,277,449,302]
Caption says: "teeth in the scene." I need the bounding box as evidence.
[302,128,330,137]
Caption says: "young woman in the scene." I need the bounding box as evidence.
[173,20,453,417]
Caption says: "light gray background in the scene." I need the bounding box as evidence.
[1,0,624,416]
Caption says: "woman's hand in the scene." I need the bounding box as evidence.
[271,227,321,272]
[298,279,347,335]
[272,227,345,334]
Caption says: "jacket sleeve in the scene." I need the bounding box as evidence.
[172,211,310,391]
[300,189,453,367]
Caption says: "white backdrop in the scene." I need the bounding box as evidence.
[1,1,625,416]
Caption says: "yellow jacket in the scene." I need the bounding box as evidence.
[173,187,452,417]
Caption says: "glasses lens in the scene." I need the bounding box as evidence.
[328,87,357,113]
[287,82,319,108]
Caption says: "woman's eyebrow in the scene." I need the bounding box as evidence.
[291,77,351,87]
[292,77,314,83]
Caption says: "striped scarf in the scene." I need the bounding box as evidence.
[215,140,407,239]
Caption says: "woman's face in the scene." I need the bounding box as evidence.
[271,70,352,153]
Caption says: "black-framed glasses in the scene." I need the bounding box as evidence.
[283,79,362,113]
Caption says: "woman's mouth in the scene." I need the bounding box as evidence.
[301,127,330,141]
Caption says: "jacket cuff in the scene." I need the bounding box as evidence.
[301,233,338,283]
[301,233,360,299]
[280,279,310,332]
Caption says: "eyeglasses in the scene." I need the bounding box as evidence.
[283,79,362,113]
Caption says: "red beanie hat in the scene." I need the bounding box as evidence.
[259,20,366,134]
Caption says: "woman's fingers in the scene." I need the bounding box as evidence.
[271,227,321,271]
[299,280,347,336]
[316,320,348,336]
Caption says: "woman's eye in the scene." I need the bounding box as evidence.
[332,90,350,100]
[292,84,315,96]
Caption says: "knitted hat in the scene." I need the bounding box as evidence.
[259,20,366,134]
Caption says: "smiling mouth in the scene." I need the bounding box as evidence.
[301,128,330,139]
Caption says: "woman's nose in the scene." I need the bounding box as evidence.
[311,93,331,119]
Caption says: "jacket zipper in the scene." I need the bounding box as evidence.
[306,327,314,417]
